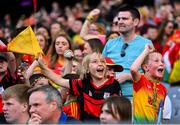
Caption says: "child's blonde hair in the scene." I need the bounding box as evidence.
[80,52,104,79]
[80,53,91,79]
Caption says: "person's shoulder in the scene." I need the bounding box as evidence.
[136,35,152,43]
[106,36,121,44]
[159,82,167,92]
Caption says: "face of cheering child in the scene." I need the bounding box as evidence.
[143,52,165,80]
[88,53,106,80]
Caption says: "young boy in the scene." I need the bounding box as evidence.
[130,45,167,123]
[105,57,123,78]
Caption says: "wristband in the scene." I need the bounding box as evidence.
[86,15,94,23]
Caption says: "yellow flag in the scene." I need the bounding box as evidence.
[7,26,43,57]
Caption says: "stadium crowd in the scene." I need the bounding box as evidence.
[0,0,180,124]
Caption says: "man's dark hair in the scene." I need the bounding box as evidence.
[118,4,140,20]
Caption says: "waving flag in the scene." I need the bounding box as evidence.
[7,26,43,57]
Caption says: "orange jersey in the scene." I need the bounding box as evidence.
[133,75,167,123]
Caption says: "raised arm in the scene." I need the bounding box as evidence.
[24,60,39,80]
[80,9,100,40]
[130,45,154,82]
[38,54,70,88]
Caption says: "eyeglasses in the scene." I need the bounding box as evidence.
[120,43,128,57]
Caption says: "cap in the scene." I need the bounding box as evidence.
[105,57,123,72]
[0,53,7,62]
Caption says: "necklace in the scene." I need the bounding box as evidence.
[152,82,157,107]
[148,78,160,107]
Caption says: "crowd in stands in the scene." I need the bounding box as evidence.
[0,0,180,124]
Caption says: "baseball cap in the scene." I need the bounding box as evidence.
[105,57,123,72]
[0,53,7,62]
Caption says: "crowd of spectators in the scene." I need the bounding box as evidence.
[0,0,180,124]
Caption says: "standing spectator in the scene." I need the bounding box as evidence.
[107,15,120,40]
[35,25,51,47]
[37,52,122,122]
[71,18,84,46]
[157,20,175,48]
[145,25,162,53]
[80,9,106,45]
[103,4,153,100]
[50,21,62,41]
[47,32,72,75]
[36,32,50,55]
[130,45,167,123]
[2,84,30,124]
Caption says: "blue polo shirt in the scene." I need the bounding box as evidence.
[103,35,153,98]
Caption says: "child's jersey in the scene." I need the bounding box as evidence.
[133,75,167,123]
[69,76,122,120]
[62,99,80,120]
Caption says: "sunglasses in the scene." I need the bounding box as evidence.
[120,43,128,57]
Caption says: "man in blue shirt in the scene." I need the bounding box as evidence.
[103,4,153,100]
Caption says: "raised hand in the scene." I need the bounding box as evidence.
[37,53,47,70]
[88,9,100,21]
[144,44,154,53]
